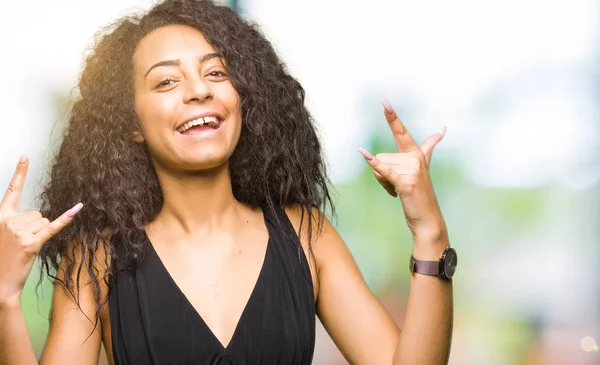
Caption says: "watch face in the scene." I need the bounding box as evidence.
[443,248,457,278]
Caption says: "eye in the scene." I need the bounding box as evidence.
[155,78,175,89]
[208,70,228,78]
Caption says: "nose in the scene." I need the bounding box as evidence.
[183,75,212,103]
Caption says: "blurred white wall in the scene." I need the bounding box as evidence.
[244,0,600,188]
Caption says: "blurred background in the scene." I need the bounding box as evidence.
[1,0,598,364]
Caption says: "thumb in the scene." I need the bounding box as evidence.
[420,127,446,165]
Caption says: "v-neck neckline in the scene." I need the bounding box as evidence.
[144,209,272,352]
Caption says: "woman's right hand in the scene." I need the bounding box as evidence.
[0,156,83,306]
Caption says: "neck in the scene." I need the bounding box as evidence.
[151,161,243,236]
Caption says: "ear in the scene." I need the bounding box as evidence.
[131,130,145,143]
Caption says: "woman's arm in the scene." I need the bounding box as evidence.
[0,157,106,365]
[288,100,453,364]
[305,212,402,364]
[0,247,106,365]
[359,100,453,364]
[393,232,453,364]
[0,298,41,365]
[289,210,452,365]
[0,277,106,365]
[38,246,109,365]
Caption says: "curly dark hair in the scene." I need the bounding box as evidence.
[37,0,334,333]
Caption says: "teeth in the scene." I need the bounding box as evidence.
[178,116,220,133]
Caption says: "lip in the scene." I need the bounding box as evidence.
[175,112,225,131]
[175,119,226,137]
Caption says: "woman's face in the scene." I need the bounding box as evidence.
[132,24,242,172]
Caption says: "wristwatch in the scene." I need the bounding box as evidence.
[409,247,457,280]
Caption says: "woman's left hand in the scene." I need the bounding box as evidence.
[358,99,447,239]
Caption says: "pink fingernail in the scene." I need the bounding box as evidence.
[19,155,27,163]
[66,203,84,218]
[439,127,447,140]
[380,98,395,115]
[358,146,374,161]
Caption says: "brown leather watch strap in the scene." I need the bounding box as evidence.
[410,255,441,276]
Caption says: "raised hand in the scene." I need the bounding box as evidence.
[0,156,82,305]
[358,99,446,238]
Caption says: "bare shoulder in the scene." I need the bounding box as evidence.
[39,232,113,365]
[283,204,343,265]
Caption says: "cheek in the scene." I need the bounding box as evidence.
[221,87,242,133]
[134,94,153,131]
[136,93,168,121]
[230,99,243,141]
[231,91,242,114]
[220,80,241,111]
[134,94,177,137]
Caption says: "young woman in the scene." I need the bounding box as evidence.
[0,0,454,364]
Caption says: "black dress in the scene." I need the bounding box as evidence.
[109,204,316,365]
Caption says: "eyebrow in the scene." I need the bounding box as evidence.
[144,52,223,78]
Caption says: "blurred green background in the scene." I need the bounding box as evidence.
[2,0,599,364]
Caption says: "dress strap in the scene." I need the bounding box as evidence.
[263,203,314,298]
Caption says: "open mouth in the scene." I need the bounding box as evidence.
[176,116,224,135]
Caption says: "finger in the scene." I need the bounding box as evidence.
[373,171,398,197]
[10,210,43,231]
[420,127,446,165]
[34,203,83,246]
[0,156,29,213]
[358,146,401,187]
[26,217,51,235]
[381,98,419,152]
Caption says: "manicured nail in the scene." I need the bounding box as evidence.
[19,155,27,163]
[381,98,394,115]
[358,146,374,161]
[439,127,447,140]
[66,203,84,218]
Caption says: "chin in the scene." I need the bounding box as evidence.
[182,155,230,172]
